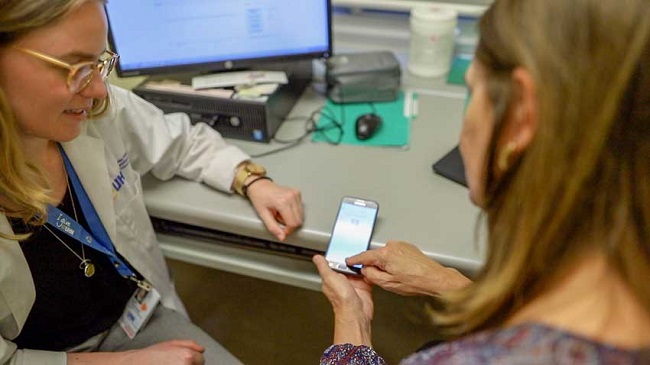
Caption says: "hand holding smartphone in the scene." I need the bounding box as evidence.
[324,197,379,275]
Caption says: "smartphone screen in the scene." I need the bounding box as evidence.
[325,197,379,275]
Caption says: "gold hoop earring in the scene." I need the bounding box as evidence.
[497,141,518,172]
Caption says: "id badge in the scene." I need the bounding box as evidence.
[118,286,161,339]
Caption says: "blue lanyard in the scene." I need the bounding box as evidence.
[45,146,138,281]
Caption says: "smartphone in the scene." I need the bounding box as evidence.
[325,196,379,275]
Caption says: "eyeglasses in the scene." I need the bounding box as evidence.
[13,47,119,93]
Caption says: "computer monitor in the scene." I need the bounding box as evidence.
[105,0,332,77]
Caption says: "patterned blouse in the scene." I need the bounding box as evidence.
[320,323,650,365]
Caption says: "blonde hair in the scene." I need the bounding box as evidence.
[434,0,650,336]
[0,0,108,235]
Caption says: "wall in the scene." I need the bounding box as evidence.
[333,0,489,16]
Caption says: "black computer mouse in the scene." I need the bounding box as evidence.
[355,113,382,140]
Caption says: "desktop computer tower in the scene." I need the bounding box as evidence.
[132,60,312,143]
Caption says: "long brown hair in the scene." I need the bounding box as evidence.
[434,0,650,336]
[0,0,109,235]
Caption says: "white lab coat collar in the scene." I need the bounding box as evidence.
[61,133,117,244]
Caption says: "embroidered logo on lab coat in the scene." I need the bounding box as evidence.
[112,153,130,192]
[117,153,130,170]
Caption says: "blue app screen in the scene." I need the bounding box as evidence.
[326,201,377,265]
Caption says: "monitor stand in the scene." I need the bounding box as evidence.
[132,60,313,143]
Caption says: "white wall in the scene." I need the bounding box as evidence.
[332,0,489,16]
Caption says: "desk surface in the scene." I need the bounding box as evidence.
[142,83,484,288]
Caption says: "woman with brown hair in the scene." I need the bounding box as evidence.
[314,0,650,363]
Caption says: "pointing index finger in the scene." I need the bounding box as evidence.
[345,249,380,267]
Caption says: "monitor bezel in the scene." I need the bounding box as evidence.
[105,1,333,77]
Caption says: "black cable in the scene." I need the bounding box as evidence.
[249,105,344,158]
[336,79,347,132]
[249,61,377,158]
[249,139,305,158]
[369,102,377,115]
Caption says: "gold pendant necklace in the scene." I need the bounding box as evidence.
[44,173,95,278]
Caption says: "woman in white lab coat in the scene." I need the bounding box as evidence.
[0,1,302,364]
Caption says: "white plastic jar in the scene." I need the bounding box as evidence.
[408,6,458,77]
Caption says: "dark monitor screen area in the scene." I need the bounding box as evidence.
[105,0,332,77]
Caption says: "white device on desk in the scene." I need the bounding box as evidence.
[325,197,379,275]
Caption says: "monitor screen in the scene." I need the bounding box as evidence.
[105,0,332,77]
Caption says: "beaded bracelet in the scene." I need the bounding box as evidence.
[243,176,273,197]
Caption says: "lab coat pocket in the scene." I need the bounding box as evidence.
[112,167,141,217]
[114,172,157,252]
